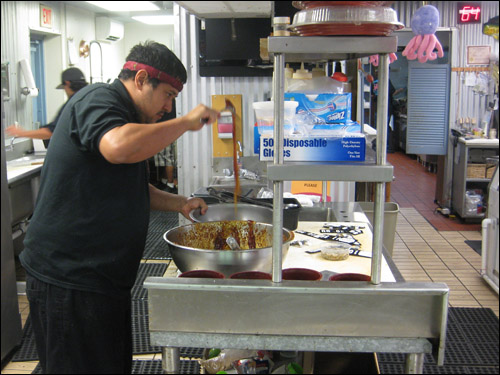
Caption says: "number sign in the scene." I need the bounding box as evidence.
[457,2,481,24]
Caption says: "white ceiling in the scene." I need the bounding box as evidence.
[175,1,272,18]
[62,1,273,23]
[62,1,174,24]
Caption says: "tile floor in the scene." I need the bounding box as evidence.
[2,151,498,374]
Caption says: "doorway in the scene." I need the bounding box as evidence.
[30,37,47,128]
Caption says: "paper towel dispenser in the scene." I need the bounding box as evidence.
[19,59,38,97]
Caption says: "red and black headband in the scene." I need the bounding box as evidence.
[123,61,183,92]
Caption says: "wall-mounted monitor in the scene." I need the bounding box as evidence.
[198,18,273,77]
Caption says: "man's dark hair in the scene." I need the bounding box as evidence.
[70,80,88,92]
[118,40,187,89]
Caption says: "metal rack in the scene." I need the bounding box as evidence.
[268,36,395,284]
[144,36,449,375]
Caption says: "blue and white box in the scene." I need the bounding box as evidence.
[259,133,366,162]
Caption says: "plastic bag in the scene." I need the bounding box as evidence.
[199,350,258,374]
[286,76,344,94]
[465,190,483,215]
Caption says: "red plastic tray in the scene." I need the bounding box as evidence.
[289,22,402,36]
[292,1,394,9]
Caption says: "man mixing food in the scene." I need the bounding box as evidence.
[19,41,218,374]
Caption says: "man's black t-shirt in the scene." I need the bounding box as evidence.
[20,79,150,296]
[41,101,68,148]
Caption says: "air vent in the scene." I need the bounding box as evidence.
[95,16,124,42]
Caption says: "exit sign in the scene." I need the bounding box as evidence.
[40,5,53,28]
[457,2,481,24]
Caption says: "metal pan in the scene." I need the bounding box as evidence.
[190,203,273,224]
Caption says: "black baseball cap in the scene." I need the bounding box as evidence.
[56,68,86,89]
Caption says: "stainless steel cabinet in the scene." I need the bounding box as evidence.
[452,138,499,219]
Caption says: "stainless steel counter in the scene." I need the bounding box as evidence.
[6,154,45,254]
[6,154,45,186]
[144,204,448,374]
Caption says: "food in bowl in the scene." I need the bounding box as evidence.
[163,221,294,276]
[320,244,350,261]
[171,220,284,251]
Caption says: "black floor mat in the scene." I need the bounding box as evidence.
[13,301,498,374]
[148,210,179,233]
[143,210,178,260]
[31,359,201,374]
[13,314,204,361]
[143,231,172,260]
[134,263,168,286]
[378,307,499,373]
[465,240,482,256]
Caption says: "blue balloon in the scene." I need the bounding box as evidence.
[411,5,439,35]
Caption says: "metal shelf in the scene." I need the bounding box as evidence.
[466,178,492,183]
[268,36,398,62]
[268,162,393,182]
[269,35,395,287]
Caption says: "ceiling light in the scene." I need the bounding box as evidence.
[86,1,160,12]
[132,15,175,25]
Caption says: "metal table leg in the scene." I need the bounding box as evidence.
[162,347,180,374]
[404,353,424,374]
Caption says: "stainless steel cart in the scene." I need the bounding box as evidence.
[145,36,449,374]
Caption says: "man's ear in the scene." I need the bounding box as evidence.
[135,70,149,90]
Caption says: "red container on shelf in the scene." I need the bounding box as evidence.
[329,273,371,281]
[282,268,323,281]
[229,271,272,280]
[179,270,225,279]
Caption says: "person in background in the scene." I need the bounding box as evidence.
[372,79,404,153]
[154,101,178,192]
[5,67,88,148]
[19,41,219,374]
[155,142,177,192]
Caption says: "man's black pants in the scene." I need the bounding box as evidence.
[26,273,132,374]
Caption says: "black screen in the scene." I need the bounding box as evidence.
[199,18,273,77]
[204,18,271,61]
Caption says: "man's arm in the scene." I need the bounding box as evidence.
[5,126,53,140]
[149,184,208,221]
[99,104,218,164]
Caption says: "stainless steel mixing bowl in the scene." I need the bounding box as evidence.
[189,203,273,223]
[163,220,294,277]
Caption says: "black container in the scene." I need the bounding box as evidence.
[256,198,301,231]
[191,194,301,231]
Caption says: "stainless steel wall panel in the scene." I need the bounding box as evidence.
[173,4,358,202]
[1,1,32,139]
[393,1,499,124]
[174,4,273,198]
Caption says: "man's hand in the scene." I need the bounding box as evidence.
[5,124,24,138]
[179,197,208,222]
[182,104,219,131]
